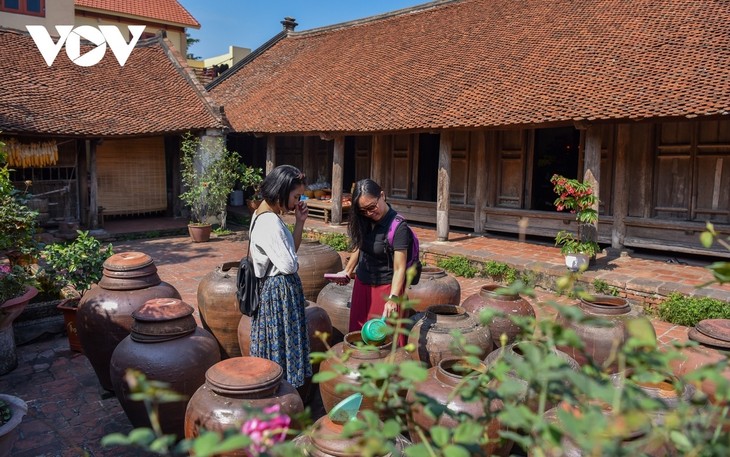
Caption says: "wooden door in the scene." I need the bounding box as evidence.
[496,130,526,208]
[391,134,412,198]
[450,131,470,204]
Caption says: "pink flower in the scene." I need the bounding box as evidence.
[241,404,291,454]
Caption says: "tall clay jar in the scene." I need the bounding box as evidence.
[184,356,304,454]
[461,284,535,347]
[110,298,220,438]
[406,266,461,313]
[197,261,243,359]
[297,240,343,302]
[407,305,492,368]
[406,358,512,456]
[77,252,181,391]
[555,295,651,371]
[316,281,354,344]
[318,331,411,416]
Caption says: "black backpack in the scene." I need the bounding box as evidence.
[236,212,271,317]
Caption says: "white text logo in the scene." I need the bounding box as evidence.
[26,25,146,67]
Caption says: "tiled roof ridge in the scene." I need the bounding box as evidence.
[159,34,229,130]
[74,0,200,28]
[288,0,458,40]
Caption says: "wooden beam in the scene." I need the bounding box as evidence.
[330,136,345,225]
[371,134,386,187]
[582,127,601,244]
[473,130,487,233]
[612,124,630,248]
[88,140,98,229]
[266,135,275,174]
[302,136,316,182]
[437,132,453,241]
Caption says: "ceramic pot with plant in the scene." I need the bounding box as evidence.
[179,132,248,239]
[0,394,28,457]
[41,230,114,352]
[551,174,600,271]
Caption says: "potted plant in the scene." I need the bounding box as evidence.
[0,394,27,457]
[241,164,264,214]
[41,230,114,352]
[551,174,600,271]
[0,137,40,374]
[179,132,244,240]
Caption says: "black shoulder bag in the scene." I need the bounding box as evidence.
[236,211,271,317]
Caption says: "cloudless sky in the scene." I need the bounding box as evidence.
[178,0,431,58]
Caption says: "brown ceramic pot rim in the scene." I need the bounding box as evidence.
[695,319,730,343]
[217,261,240,274]
[132,298,194,321]
[103,263,158,279]
[688,327,730,350]
[103,252,154,271]
[206,357,284,395]
[436,357,486,384]
[480,284,520,300]
[98,274,163,290]
[343,332,393,358]
[578,296,630,315]
[419,266,447,278]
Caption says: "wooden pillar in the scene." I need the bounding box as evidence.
[473,130,487,233]
[582,126,601,243]
[371,134,386,187]
[437,132,453,241]
[87,139,98,229]
[266,135,275,174]
[612,124,630,248]
[331,136,345,225]
[77,141,88,225]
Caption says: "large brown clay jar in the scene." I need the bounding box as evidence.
[318,332,411,416]
[110,298,220,438]
[184,356,304,455]
[408,305,492,368]
[316,281,353,344]
[406,266,461,312]
[292,412,410,456]
[671,319,730,404]
[197,261,243,359]
[461,284,535,347]
[555,295,651,372]
[406,358,511,456]
[298,240,343,301]
[77,252,181,391]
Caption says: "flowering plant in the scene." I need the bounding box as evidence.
[240,404,291,455]
[0,264,33,303]
[551,174,600,256]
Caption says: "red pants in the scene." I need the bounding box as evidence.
[348,278,406,346]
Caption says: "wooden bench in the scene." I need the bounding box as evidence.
[305,199,351,224]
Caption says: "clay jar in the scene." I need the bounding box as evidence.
[184,356,304,452]
[483,341,580,412]
[609,371,696,426]
[110,298,220,438]
[77,251,181,391]
[316,281,354,344]
[297,239,343,302]
[671,319,730,404]
[406,358,511,456]
[408,305,492,368]
[318,331,411,416]
[461,284,535,347]
[555,295,650,372]
[292,413,411,456]
[405,266,461,313]
[197,261,243,358]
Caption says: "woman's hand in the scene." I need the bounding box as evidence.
[327,270,351,285]
[382,299,398,318]
[295,200,308,224]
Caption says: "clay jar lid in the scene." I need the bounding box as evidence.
[130,298,196,343]
[99,252,162,290]
[206,357,283,397]
[689,319,730,349]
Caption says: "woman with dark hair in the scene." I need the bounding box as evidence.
[330,179,413,340]
[249,164,311,388]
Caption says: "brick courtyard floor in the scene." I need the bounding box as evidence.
[1,214,728,456]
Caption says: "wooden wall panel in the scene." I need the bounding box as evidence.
[450,131,469,204]
[496,130,525,208]
[391,134,411,198]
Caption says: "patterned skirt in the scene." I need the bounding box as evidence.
[250,273,312,388]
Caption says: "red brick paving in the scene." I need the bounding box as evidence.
[1,215,728,456]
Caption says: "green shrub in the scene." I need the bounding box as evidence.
[481,260,518,284]
[41,230,113,297]
[318,232,349,252]
[592,279,620,296]
[658,292,730,327]
[436,255,479,278]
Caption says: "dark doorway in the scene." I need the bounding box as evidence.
[417,133,439,201]
[531,127,580,211]
[343,136,356,193]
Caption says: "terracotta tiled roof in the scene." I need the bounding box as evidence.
[211,0,730,134]
[0,28,225,136]
[75,0,199,28]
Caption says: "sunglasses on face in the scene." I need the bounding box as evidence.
[358,195,381,214]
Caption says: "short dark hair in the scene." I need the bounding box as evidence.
[348,178,382,249]
[260,165,306,207]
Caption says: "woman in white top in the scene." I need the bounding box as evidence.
[248,165,311,388]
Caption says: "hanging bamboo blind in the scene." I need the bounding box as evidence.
[97,137,167,216]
